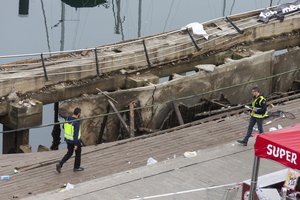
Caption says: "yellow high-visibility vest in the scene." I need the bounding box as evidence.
[251,96,268,118]
[63,122,81,141]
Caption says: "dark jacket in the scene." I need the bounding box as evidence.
[65,115,80,144]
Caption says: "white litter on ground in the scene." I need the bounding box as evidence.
[181,22,209,39]
[65,183,75,191]
[147,157,158,166]
[184,151,198,158]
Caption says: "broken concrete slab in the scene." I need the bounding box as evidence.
[126,73,159,89]
[0,99,43,129]
[37,145,50,152]
[7,91,19,102]
[170,73,184,80]
[19,144,32,153]
[194,64,216,72]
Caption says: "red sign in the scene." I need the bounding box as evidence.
[255,124,300,170]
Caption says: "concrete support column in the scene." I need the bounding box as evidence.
[0,99,42,154]
[3,126,29,154]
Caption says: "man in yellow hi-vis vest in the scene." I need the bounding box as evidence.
[237,87,268,146]
[56,107,84,173]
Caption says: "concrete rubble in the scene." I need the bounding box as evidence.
[194,64,216,72]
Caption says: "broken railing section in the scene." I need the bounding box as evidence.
[96,94,234,139]
[98,105,110,144]
[160,97,231,130]
[142,40,152,68]
[94,48,101,76]
[186,29,201,51]
[95,88,144,143]
[97,99,144,143]
[225,16,244,34]
[160,91,300,131]
[40,53,49,81]
[107,100,130,135]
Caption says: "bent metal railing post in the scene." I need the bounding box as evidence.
[94,48,101,76]
[40,53,49,81]
[186,28,201,51]
[142,39,152,68]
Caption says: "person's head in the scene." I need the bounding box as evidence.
[73,107,81,118]
[251,87,260,97]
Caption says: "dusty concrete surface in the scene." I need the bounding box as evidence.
[23,139,285,200]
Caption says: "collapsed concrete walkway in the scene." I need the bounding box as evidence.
[0,98,299,199]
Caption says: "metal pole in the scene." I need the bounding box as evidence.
[60,2,65,51]
[129,102,135,138]
[142,39,151,67]
[41,0,51,53]
[173,101,184,125]
[225,16,244,34]
[94,48,101,76]
[107,100,130,134]
[138,0,142,38]
[186,29,201,51]
[222,0,226,17]
[249,156,260,200]
[40,53,49,81]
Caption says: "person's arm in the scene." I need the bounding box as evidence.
[73,121,80,145]
[245,98,254,112]
[248,97,254,107]
[248,101,252,107]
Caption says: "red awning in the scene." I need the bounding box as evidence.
[255,124,300,170]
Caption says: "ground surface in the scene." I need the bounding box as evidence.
[0,98,299,199]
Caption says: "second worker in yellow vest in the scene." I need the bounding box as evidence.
[237,87,268,146]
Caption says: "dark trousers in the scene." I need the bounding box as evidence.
[60,142,81,169]
[243,116,264,143]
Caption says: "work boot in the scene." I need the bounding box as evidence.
[237,140,247,146]
[56,163,61,173]
[73,167,84,172]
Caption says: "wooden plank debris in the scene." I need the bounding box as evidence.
[107,100,130,134]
